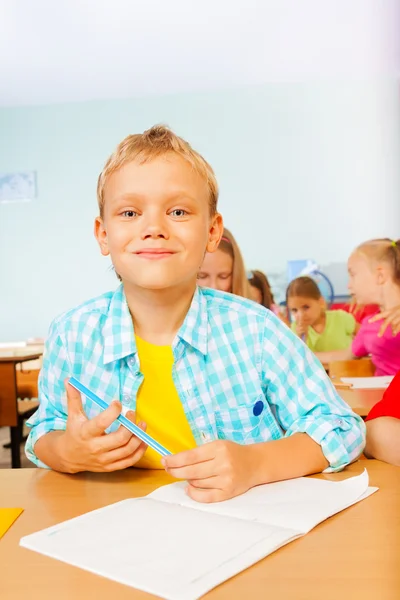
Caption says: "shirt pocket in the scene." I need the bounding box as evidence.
[214,397,265,444]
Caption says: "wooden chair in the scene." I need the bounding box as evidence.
[329,358,375,382]
[2,368,40,467]
[16,368,40,399]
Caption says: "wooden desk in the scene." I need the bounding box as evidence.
[0,353,42,468]
[338,388,384,418]
[1,460,399,600]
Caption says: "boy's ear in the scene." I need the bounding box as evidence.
[206,213,224,253]
[94,217,110,256]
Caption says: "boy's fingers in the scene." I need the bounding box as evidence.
[83,401,122,438]
[166,461,216,481]
[163,444,214,470]
[103,442,148,472]
[185,484,223,504]
[65,381,87,419]
[93,419,146,452]
[101,435,148,465]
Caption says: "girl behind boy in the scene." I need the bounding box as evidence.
[287,276,356,352]
[248,270,280,314]
[197,228,252,299]
[316,239,400,376]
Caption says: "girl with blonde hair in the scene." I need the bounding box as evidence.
[316,238,400,375]
[198,227,252,299]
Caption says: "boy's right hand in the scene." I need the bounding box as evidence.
[58,381,148,473]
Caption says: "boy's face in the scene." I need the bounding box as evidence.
[95,155,222,292]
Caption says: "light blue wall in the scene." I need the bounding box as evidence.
[1,82,399,341]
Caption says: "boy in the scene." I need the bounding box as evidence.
[26,125,365,503]
[365,371,400,466]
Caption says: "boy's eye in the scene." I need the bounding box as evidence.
[122,210,137,218]
[170,209,187,218]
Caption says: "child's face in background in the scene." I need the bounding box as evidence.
[198,249,233,293]
[348,252,380,305]
[287,295,324,327]
[95,155,222,292]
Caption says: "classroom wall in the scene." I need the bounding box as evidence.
[1,81,399,341]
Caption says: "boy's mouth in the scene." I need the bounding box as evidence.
[134,248,176,260]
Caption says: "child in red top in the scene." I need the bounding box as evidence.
[365,371,400,465]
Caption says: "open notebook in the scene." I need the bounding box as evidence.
[20,470,377,600]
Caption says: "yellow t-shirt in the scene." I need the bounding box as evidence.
[134,336,197,469]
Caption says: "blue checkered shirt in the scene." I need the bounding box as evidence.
[25,285,365,469]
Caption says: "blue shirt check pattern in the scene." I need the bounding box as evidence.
[25,285,366,469]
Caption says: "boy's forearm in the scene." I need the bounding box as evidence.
[34,431,72,473]
[248,433,329,486]
[365,418,400,466]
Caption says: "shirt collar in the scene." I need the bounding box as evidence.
[102,285,137,365]
[177,286,208,356]
[102,284,209,364]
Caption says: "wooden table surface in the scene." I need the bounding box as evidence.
[1,460,399,600]
[0,352,42,363]
[337,387,384,417]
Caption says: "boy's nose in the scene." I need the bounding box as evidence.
[141,218,168,239]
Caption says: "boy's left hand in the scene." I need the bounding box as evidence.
[162,441,256,503]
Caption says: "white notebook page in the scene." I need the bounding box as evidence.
[20,470,378,600]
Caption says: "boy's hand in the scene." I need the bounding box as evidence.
[162,441,256,503]
[59,381,147,473]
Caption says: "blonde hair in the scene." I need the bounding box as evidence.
[218,228,252,299]
[356,238,400,285]
[97,124,219,217]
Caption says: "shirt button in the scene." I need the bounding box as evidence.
[253,400,264,417]
[122,394,131,405]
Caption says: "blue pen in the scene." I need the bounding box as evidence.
[68,377,172,457]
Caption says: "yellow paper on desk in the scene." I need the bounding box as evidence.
[0,508,23,539]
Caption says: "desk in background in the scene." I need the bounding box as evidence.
[1,460,399,600]
[337,387,384,418]
[0,352,42,467]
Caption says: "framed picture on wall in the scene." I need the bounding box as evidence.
[0,171,37,203]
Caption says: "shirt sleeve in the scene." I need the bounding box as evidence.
[366,371,400,420]
[25,319,71,468]
[351,322,368,357]
[261,314,366,471]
